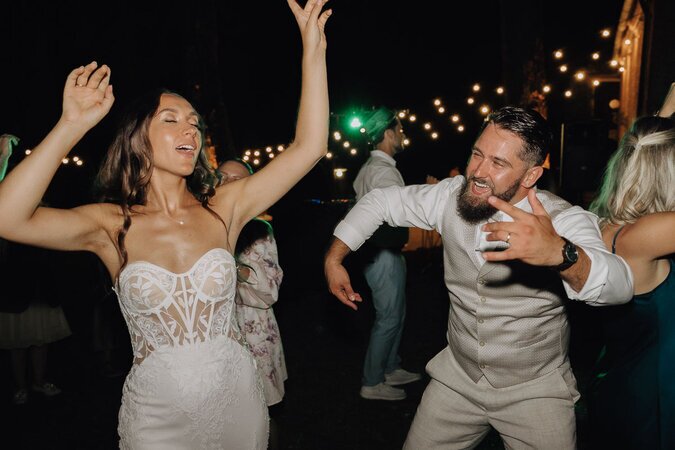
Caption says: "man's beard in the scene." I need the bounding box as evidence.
[456,176,522,224]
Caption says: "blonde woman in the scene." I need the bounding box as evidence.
[588,114,675,450]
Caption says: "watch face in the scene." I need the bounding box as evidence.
[564,241,579,263]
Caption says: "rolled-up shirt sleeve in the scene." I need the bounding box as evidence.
[334,177,461,251]
[553,207,633,305]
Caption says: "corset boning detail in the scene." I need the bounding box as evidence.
[115,248,243,364]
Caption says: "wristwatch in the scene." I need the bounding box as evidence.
[554,237,579,271]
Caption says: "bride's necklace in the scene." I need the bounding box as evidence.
[163,212,185,226]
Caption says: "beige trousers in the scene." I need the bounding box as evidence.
[403,348,579,449]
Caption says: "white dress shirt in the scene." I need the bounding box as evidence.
[335,176,633,305]
[353,150,405,200]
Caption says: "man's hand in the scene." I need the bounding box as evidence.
[481,189,565,266]
[324,261,362,310]
[324,237,362,310]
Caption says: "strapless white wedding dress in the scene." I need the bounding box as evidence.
[115,248,268,449]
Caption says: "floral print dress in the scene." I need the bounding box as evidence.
[236,235,287,406]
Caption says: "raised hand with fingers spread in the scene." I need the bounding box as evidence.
[62,61,114,131]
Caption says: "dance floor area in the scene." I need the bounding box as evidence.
[0,202,605,449]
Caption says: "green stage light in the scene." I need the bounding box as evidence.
[349,116,363,128]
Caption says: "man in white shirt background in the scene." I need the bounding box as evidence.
[350,107,421,401]
[324,106,633,448]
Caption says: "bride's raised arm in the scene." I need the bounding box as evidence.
[0,62,116,252]
[217,0,332,227]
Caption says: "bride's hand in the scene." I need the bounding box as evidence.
[61,61,115,131]
[287,0,332,53]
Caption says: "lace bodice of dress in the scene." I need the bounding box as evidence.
[115,248,243,364]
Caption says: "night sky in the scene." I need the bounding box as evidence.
[2,0,624,205]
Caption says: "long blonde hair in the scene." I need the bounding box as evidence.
[590,116,675,225]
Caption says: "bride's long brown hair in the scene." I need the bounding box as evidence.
[96,89,224,277]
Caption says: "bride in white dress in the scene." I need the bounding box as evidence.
[0,1,331,448]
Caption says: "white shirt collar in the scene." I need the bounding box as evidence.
[370,149,397,166]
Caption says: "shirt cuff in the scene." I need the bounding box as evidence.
[334,220,367,251]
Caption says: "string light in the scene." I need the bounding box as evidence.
[62,158,69,164]
[25,149,31,155]
[245,150,251,156]
[253,150,260,156]
[243,155,250,161]
[236,25,624,172]
[76,160,84,166]
[277,145,284,151]
[333,168,346,178]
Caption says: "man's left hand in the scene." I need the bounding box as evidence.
[482,189,564,266]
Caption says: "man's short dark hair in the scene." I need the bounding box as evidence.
[480,106,552,166]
